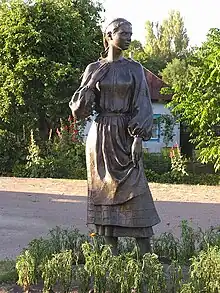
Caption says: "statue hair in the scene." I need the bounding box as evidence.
[100,18,131,59]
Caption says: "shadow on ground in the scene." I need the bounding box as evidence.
[0,190,219,259]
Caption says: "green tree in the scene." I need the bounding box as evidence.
[145,10,189,61]
[168,28,220,171]
[124,40,144,58]
[128,10,189,76]
[161,58,188,86]
[0,0,103,140]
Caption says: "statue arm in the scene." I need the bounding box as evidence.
[128,63,153,141]
[69,63,97,120]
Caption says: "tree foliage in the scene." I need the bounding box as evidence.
[124,40,144,57]
[126,10,189,76]
[167,28,220,171]
[161,58,188,86]
[0,0,103,139]
[145,10,189,61]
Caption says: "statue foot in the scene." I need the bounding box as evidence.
[104,236,118,255]
[136,237,152,255]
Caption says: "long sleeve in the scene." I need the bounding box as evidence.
[128,63,153,141]
[69,63,97,120]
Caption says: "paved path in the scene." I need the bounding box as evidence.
[0,177,219,259]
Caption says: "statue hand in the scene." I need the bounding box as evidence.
[131,137,142,167]
[87,62,110,89]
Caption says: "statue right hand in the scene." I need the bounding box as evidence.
[87,62,110,89]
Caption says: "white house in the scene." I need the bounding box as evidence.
[143,68,180,153]
[143,101,180,153]
[83,68,180,153]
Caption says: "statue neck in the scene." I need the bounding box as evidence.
[106,45,123,62]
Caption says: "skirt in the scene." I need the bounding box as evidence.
[87,192,160,238]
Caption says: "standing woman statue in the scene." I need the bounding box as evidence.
[69,18,160,255]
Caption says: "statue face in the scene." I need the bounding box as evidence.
[111,23,132,51]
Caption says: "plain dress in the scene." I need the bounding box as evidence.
[69,57,160,237]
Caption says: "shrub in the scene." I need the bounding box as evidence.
[41,250,73,293]
[16,250,36,293]
[187,246,220,293]
[0,130,27,176]
[118,237,137,255]
[82,241,112,293]
[15,227,90,292]
[153,232,180,262]
[141,253,167,293]
[198,227,220,251]
[179,220,200,264]
[15,225,220,293]
[24,237,54,283]
[143,152,171,174]
[82,239,167,293]
[169,145,188,178]
[166,261,184,293]
[145,169,220,185]
[13,117,87,179]
[48,226,89,263]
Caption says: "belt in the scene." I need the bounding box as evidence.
[98,112,131,117]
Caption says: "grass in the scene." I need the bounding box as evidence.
[0,259,17,284]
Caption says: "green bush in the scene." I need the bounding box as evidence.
[13,151,86,179]
[82,240,167,293]
[14,225,220,293]
[41,250,73,293]
[143,152,171,174]
[0,130,27,176]
[152,220,201,264]
[15,227,89,291]
[153,232,180,262]
[199,227,220,251]
[145,169,220,186]
[16,250,36,292]
[152,221,220,267]
[185,246,220,293]
[13,119,87,179]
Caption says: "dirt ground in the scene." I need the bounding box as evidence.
[0,177,219,260]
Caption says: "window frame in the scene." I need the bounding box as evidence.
[149,114,161,142]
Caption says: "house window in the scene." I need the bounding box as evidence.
[150,114,160,142]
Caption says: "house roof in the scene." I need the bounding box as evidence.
[143,67,172,102]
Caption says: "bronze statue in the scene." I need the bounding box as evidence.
[69,18,160,255]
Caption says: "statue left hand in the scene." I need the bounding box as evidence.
[131,137,142,167]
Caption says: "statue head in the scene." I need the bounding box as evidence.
[101,18,132,58]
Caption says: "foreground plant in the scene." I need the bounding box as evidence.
[189,246,220,293]
[179,220,199,264]
[26,237,53,281]
[166,260,184,293]
[14,224,220,293]
[48,226,88,262]
[198,226,220,251]
[16,250,36,293]
[82,240,112,293]
[118,237,136,254]
[41,250,73,293]
[141,253,167,293]
[153,232,179,262]
[108,250,142,293]
[74,265,90,293]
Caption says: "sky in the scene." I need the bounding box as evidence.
[101,0,220,46]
